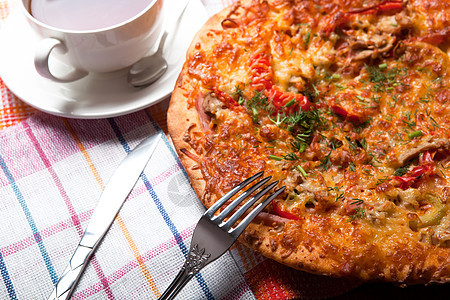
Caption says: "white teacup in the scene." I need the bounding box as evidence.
[21,0,163,82]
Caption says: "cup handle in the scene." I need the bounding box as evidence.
[34,38,88,83]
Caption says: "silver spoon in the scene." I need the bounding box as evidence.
[127,1,190,87]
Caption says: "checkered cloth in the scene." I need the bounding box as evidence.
[0,0,360,299]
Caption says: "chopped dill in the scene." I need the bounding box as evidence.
[247,91,269,110]
[350,198,364,206]
[348,207,366,222]
[318,150,332,171]
[430,117,440,129]
[268,113,287,127]
[304,29,311,48]
[328,186,344,202]
[348,198,366,222]
[348,162,356,172]
[362,168,374,176]
[346,137,358,150]
[290,139,307,153]
[245,91,269,123]
[365,63,407,93]
[376,176,390,185]
[283,152,300,161]
[393,165,409,177]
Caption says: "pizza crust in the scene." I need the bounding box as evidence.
[167,79,205,202]
[168,0,450,285]
[168,6,235,206]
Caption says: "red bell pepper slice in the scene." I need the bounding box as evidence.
[419,28,450,45]
[421,150,435,164]
[249,53,273,91]
[393,175,419,190]
[324,1,405,35]
[348,1,404,16]
[249,52,311,113]
[268,86,311,113]
[393,151,435,189]
[214,89,239,108]
[330,105,362,124]
[272,200,301,220]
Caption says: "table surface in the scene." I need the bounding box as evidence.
[0,0,448,299]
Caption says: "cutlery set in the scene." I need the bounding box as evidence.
[48,132,283,299]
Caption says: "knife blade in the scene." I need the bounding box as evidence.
[48,132,162,300]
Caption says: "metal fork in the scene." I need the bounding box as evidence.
[159,171,285,300]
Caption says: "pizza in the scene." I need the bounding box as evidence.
[167,0,450,284]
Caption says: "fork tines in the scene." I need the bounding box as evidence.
[158,171,286,300]
[205,171,286,237]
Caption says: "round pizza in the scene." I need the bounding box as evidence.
[167,0,450,284]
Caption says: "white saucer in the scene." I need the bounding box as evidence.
[0,0,207,119]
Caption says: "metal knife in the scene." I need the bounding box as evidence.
[48,132,162,300]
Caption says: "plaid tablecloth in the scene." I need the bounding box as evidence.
[2,0,446,299]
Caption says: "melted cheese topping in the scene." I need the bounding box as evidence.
[179,0,450,282]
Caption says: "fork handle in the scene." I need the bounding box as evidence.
[159,266,194,300]
[159,243,211,299]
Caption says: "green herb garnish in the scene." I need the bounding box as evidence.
[283,152,300,161]
[304,29,311,48]
[408,130,423,139]
[269,155,283,161]
[348,199,366,222]
[394,166,409,177]
[296,165,307,177]
[365,63,407,93]
[318,150,332,172]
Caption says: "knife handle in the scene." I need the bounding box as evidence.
[48,244,94,300]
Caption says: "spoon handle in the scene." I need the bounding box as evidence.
[156,0,190,55]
